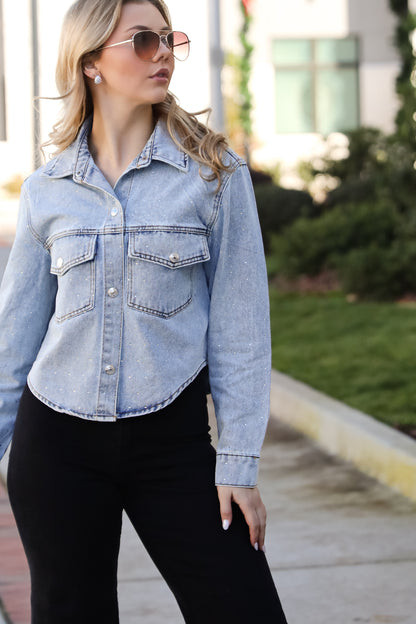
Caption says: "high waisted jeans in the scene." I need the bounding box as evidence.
[7,374,288,623]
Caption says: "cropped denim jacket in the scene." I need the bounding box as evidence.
[0,118,271,487]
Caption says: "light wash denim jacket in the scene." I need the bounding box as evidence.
[0,118,271,487]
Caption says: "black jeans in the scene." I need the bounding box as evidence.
[7,375,287,624]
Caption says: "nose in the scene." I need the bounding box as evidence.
[154,35,173,60]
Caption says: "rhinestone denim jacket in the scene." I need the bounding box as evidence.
[0,118,271,487]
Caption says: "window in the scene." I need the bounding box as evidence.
[0,0,6,141]
[273,38,360,134]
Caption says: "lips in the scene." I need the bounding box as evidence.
[150,68,170,79]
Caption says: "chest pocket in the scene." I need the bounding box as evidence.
[127,231,210,318]
[50,234,97,323]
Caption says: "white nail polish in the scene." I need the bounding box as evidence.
[222,519,230,530]
[254,542,259,551]
[262,544,267,554]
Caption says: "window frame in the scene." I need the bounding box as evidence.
[273,36,360,134]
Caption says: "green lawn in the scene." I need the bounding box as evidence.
[269,288,416,429]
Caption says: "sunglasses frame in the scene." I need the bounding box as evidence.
[98,30,190,61]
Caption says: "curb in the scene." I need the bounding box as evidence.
[269,369,416,502]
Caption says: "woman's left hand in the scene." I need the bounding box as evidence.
[216,485,267,552]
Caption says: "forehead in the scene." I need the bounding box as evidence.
[117,2,169,31]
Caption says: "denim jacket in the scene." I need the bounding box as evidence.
[0,118,271,487]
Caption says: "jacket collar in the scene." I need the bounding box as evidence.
[42,115,189,180]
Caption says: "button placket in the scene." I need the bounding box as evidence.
[96,199,124,417]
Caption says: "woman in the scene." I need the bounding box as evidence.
[0,0,288,622]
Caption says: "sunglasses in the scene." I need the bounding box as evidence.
[99,30,190,62]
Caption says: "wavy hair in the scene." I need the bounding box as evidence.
[43,0,231,186]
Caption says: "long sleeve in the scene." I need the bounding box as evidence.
[0,185,57,462]
[204,163,271,487]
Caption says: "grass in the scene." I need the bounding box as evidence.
[269,288,416,429]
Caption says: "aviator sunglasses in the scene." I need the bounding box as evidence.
[99,30,191,61]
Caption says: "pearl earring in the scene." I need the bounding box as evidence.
[94,75,102,85]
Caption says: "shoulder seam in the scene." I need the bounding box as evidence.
[207,160,247,232]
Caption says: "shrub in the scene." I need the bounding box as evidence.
[254,183,315,252]
[324,178,376,209]
[340,240,416,300]
[272,200,400,277]
[315,127,416,213]
[249,168,274,186]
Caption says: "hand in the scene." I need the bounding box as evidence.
[216,485,267,552]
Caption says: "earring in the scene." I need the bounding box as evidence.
[94,74,102,85]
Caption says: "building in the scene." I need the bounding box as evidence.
[0,0,405,189]
[222,0,402,180]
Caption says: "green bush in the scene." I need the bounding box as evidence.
[254,183,315,252]
[249,168,274,186]
[324,178,376,209]
[340,240,416,300]
[271,200,400,277]
[317,127,416,213]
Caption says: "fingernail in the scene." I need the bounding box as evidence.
[254,542,259,551]
[222,519,230,530]
[262,544,267,553]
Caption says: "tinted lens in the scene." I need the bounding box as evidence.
[133,31,160,60]
[168,31,190,61]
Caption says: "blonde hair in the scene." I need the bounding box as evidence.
[43,0,231,186]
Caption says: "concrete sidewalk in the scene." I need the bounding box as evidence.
[1,244,416,623]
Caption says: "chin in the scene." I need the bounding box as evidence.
[152,92,169,105]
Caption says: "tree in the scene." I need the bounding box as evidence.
[389,0,416,151]
[238,0,254,164]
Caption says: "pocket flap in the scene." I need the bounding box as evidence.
[128,231,210,268]
[50,234,97,276]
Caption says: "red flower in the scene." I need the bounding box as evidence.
[241,0,252,16]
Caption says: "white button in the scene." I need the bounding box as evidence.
[110,207,119,217]
[105,365,116,375]
[107,287,118,298]
[169,252,180,263]
[56,257,64,269]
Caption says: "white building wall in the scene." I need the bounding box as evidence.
[348,0,400,134]
[360,64,399,131]
[0,0,34,181]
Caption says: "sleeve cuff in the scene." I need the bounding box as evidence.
[215,453,259,487]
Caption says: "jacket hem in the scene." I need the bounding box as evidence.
[27,361,207,422]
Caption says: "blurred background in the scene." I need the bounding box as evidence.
[1,0,416,436]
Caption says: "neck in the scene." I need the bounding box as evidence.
[88,100,155,187]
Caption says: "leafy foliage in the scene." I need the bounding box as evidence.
[389,0,416,151]
[270,201,401,278]
[254,183,315,253]
[318,127,416,213]
[238,1,254,163]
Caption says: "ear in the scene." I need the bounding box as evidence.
[83,58,99,81]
